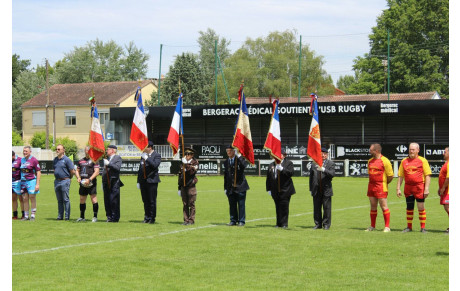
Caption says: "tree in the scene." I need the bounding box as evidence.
[12,54,31,85]
[29,131,47,148]
[149,53,210,106]
[336,75,357,94]
[219,30,335,102]
[55,39,149,83]
[12,71,48,131]
[197,28,231,88]
[52,137,78,159]
[345,0,448,95]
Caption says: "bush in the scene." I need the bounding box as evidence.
[52,136,78,160]
[12,130,23,146]
[29,131,46,148]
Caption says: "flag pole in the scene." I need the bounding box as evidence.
[179,79,186,187]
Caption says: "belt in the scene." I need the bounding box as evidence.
[57,177,70,180]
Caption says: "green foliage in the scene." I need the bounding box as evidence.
[336,75,357,94]
[12,71,52,131]
[12,54,31,85]
[220,30,335,101]
[12,130,23,146]
[13,176,448,289]
[197,28,231,96]
[52,136,78,159]
[55,39,149,83]
[152,53,210,106]
[347,0,448,95]
[29,131,46,148]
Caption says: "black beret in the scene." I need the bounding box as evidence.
[148,141,154,148]
[108,145,117,150]
[321,147,328,153]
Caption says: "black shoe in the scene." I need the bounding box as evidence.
[420,228,427,233]
[182,222,189,225]
[106,218,113,222]
[313,225,322,230]
[188,222,194,225]
[227,222,236,226]
[323,225,330,230]
[149,220,155,224]
[56,217,63,221]
[143,219,151,223]
[238,222,245,226]
[282,226,288,229]
[274,225,280,228]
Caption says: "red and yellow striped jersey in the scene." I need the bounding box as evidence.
[368,155,394,192]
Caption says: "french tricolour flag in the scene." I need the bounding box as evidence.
[264,99,282,163]
[88,104,105,162]
[129,87,148,151]
[307,93,323,166]
[232,86,255,165]
[167,93,183,156]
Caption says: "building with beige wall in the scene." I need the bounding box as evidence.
[21,80,157,148]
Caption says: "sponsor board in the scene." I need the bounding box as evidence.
[348,161,368,177]
[195,145,225,159]
[336,145,370,160]
[259,160,302,176]
[423,145,448,160]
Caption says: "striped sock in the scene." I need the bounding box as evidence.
[419,209,426,229]
[370,210,378,228]
[24,211,29,218]
[406,210,414,229]
[383,209,390,228]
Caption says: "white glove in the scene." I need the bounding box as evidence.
[141,153,148,160]
[224,190,227,195]
[178,190,181,197]
[316,165,325,172]
[235,149,241,158]
[276,164,283,171]
[268,191,271,196]
[181,157,188,164]
[137,183,140,189]
[103,159,109,166]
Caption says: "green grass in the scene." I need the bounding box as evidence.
[12,175,449,290]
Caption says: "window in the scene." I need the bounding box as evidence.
[99,112,109,125]
[65,111,76,126]
[32,111,46,126]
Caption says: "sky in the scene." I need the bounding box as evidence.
[12,0,389,85]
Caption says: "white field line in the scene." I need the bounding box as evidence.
[12,198,422,256]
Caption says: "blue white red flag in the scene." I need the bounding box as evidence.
[167,93,183,156]
[130,87,149,151]
[307,93,323,166]
[232,85,255,165]
[88,104,105,162]
[264,99,282,164]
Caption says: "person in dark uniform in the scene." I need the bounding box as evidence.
[266,150,296,229]
[223,145,250,226]
[137,141,161,224]
[178,147,199,225]
[102,145,123,222]
[309,147,335,230]
[75,146,100,222]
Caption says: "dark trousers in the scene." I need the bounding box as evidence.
[313,193,331,228]
[103,180,121,222]
[227,190,246,224]
[272,194,291,227]
[181,186,197,223]
[140,182,158,222]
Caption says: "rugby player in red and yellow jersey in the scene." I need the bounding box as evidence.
[438,147,449,234]
[397,143,432,233]
[365,144,394,232]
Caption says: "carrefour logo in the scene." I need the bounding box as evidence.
[396,145,407,153]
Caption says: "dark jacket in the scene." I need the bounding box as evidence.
[309,159,335,197]
[137,151,162,184]
[223,155,250,193]
[102,154,124,186]
[178,157,199,189]
[266,158,296,198]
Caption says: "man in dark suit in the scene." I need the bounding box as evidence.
[137,141,162,224]
[223,145,250,226]
[309,147,335,230]
[266,150,296,229]
[102,145,123,222]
